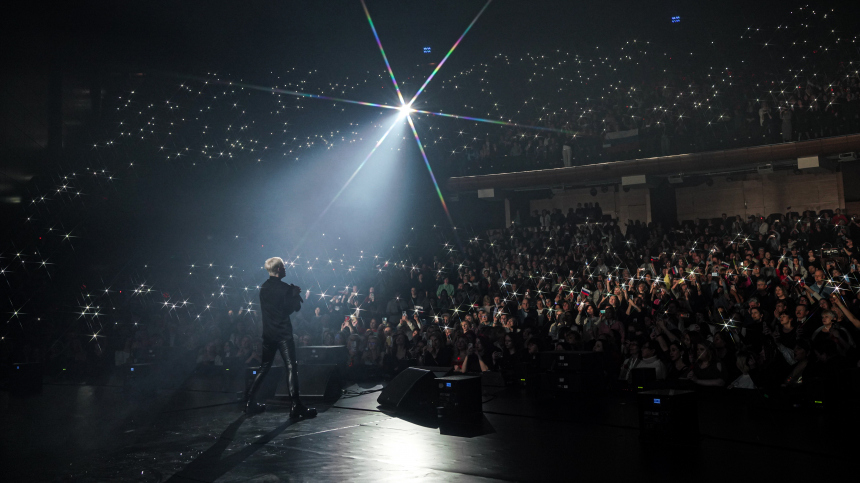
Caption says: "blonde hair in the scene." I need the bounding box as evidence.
[265,257,285,276]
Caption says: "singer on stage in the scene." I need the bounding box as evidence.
[244,257,317,418]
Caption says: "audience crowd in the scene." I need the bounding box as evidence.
[303,208,860,396]
[25,205,859,400]
[5,7,860,417]
[458,63,860,175]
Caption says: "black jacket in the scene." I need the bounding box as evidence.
[260,276,303,341]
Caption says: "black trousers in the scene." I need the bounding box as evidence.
[246,338,301,403]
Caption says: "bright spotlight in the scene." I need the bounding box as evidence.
[398,104,414,118]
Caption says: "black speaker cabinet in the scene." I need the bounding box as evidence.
[125,362,154,378]
[481,371,506,387]
[244,366,283,402]
[296,346,348,366]
[277,364,341,400]
[540,351,601,373]
[415,366,455,378]
[10,362,43,396]
[638,389,698,442]
[245,364,343,401]
[540,372,603,393]
[377,367,438,414]
[123,363,157,397]
[437,375,482,417]
[631,367,658,391]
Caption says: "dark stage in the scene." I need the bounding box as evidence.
[1,374,855,482]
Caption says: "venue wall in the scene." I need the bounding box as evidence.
[675,170,844,221]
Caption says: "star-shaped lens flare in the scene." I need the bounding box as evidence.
[405,0,494,106]
[238,0,576,254]
[398,104,414,118]
[405,113,453,227]
[360,0,407,107]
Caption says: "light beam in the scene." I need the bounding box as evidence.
[291,116,403,255]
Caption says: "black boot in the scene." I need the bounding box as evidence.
[290,402,317,419]
[282,340,316,419]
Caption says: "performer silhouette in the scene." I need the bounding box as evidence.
[244,257,317,418]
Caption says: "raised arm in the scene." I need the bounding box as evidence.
[831,293,860,330]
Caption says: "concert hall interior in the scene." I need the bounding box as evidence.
[2,1,860,481]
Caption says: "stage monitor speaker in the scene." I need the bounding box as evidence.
[125,363,154,378]
[123,363,157,396]
[540,372,603,393]
[481,371,506,387]
[842,368,860,397]
[415,366,455,378]
[244,366,283,402]
[276,364,341,400]
[638,389,698,441]
[540,351,601,373]
[437,375,482,417]
[631,367,657,391]
[296,346,348,366]
[377,368,437,414]
[10,362,43,395]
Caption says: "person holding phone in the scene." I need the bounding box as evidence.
[244,257,316,419]
[451,335,472,371]
[421,332,451,366]
[347,334,362,360]
[458,335,492,373]
[596,307,625,344]
[362,335,384,371]
[341,316,356,335]
[576,303,600,342]
[384,332,414,376]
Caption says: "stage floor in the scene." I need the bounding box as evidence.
[0,379,854,482]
